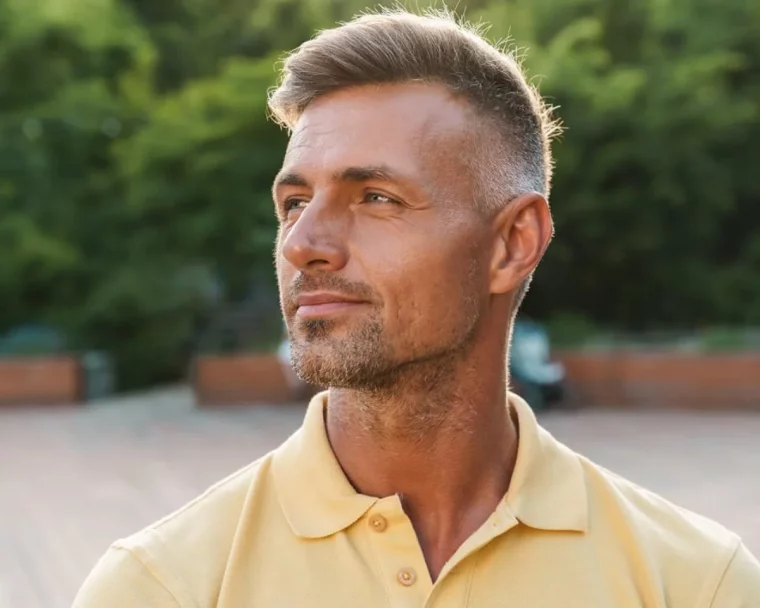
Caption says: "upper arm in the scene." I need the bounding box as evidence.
[73,546,181,608]
[709,542,760,608]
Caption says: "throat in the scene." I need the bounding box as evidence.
[326,350,476,442]
[325,385,519,583]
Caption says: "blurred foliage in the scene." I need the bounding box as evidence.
[543,312,600,349]
[484,0,760,330]
[1,0,758,388]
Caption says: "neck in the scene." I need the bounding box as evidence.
[324,341,519,580]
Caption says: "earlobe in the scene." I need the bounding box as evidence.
[489,193,553,295]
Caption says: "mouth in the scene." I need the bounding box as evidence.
[294,292,368,320]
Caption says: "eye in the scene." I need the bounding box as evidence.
[283,198,309,213]
[363,191,399,204]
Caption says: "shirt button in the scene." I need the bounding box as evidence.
[397,568,417,587]
[368,514,388,532]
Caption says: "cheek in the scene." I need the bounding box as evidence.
[274,246,292,303]
[274,233,288,280]
[377,237,482,334]
[275,252,286,282]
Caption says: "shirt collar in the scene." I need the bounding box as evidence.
[506,394,589,532]
[272,391,588,539]
[272,393,377,538]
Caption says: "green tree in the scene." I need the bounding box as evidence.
[476,0,760,329]
[0,0,154,331]
[115,56,285,300]
[0,0,206,387]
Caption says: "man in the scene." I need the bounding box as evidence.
[74,8,760,607]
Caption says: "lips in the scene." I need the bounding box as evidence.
[295,292,363,306]
[294,292,367,319]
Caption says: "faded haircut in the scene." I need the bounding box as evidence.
[268,7,560,309]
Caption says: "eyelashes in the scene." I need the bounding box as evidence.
[281,191,402,217]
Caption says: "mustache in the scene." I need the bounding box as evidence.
[286,274,378,305]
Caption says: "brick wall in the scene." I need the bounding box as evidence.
[193,354,301,406]
[193,351,760,410]
[556,351,760,410]
[0,356,82,406]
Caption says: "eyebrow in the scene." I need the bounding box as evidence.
[273,165,402,191]
[338,165,397,183]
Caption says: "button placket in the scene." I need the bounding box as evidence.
[365,496,433,606]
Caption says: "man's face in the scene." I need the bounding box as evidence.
[273,83,492,389]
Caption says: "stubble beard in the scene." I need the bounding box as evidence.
[283,252,485,440]
[288,287,483,441]
[289,310,398,391]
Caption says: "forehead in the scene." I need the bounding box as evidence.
[282,83,474,180]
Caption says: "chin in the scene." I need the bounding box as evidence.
[291,348,395,391]
[292,318,350,341]
[289,316,395,388]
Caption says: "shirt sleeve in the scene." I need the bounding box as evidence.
[709,542,760,608]
[72,545,181,608]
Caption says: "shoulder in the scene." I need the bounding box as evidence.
[75,454,275,608]
[583,456,738,549]
[579,455,757,606]
[709,541,760,607]
[131,453,274,553]
[73,544,182,607]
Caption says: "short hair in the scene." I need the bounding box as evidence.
[268,7,559,310]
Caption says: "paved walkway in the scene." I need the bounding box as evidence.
[1,388,759,608]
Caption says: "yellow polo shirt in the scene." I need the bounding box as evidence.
[74,393,760,607]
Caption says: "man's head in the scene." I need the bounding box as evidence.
[270,9,557,390]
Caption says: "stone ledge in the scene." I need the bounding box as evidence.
[556,351,760,410]
[0,356,82,406]
[193,353,318,406]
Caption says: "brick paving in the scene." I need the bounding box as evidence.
[1,388,759,608]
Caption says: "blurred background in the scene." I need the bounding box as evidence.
[0,0,759,606]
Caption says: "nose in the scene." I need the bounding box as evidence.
[279,198,349,272]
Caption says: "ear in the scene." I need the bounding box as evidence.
[489,193,554,295]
